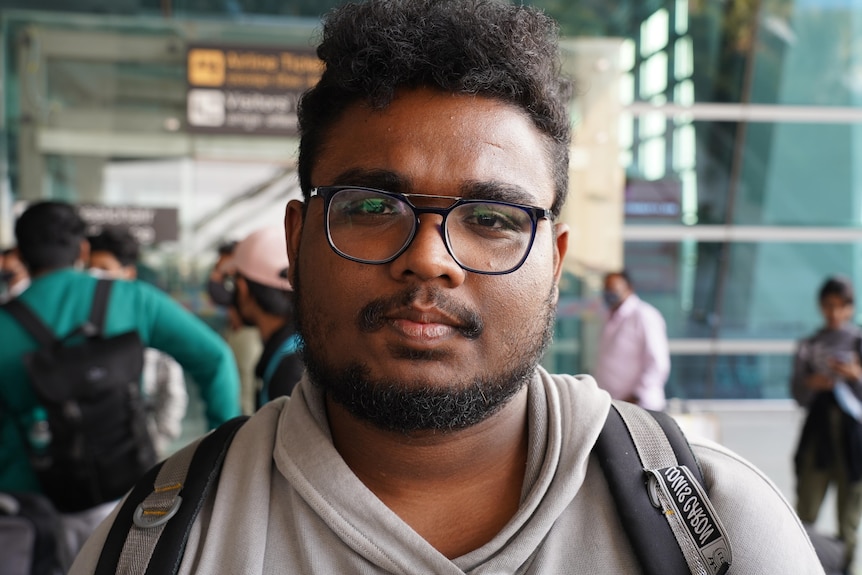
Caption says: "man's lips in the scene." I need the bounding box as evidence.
[358,289,484,339]
[386,308,463,341]
[390,318,457,341]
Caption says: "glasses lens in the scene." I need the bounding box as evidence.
[447,202,534,273]
[327,188,415,262]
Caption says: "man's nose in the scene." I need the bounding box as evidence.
[388,215,467,285]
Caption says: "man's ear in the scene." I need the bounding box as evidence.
[551,222,569,305]
[285,199,304,288]
[122,265,137,281]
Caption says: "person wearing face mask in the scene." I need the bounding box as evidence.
[0,247,31,303]
[207,240,265,415]
[594,269,670,411]
[87,226,188,458]
[229,226,303,409]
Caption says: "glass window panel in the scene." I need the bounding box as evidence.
[667,354,792,400]
[750,1,862,107]
[672,124,695,171]
[619,38,636,72]
[638,111,666,140]
[639,138,666,181]
[680,169,698,224]
[673,79,694,106]
[674,0,689,36]
[673,36,693,80]
[619,72,635,106]
[639,51,668,98]
[640,8,669,58]
[622,120,862,227]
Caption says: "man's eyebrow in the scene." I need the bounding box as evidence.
[328,169,411,193]
[460,181,539,206]
[323,172,538,205]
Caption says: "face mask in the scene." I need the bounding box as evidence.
[87,267,113,279]
[602,290,622,309]
[207,277,235,307]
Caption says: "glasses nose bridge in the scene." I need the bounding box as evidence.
[406,203,452,244]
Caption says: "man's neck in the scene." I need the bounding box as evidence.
[326,387,530,558]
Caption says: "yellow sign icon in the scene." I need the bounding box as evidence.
[188,49,226,87]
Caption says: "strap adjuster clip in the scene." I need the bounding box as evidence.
[133,495,183,529]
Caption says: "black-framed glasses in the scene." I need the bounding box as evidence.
[309,186,552,275]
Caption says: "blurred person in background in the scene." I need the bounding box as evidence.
[792,275,862,573]
[88,226,189,458]
[594,269,670,411]
[231,226,303,408]
[207,240,264,414]
[0,246,31,303]
[0,201,240,567]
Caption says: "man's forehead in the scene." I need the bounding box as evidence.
[605,274,628,288]
[309,89,556,206]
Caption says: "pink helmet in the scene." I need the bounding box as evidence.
[232,226,292,291]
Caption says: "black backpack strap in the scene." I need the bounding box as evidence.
[1,278,113,342]
[95,415,249,575]
[85,279,113,336]
[595,401,731,575]
[2,299,56,347]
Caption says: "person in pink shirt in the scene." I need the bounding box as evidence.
[594,270,670,410]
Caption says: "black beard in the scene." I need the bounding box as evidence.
[292,261,557,434]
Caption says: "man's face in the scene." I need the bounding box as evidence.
[0,250,27,283]
[821,293,853,330]
[89,251,135,280]
[603,274,632,311]
[286,88,568,432]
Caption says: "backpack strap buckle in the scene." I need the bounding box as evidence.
[133,492,183,529]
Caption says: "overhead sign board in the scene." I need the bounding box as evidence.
[186,44,323,136]
[78,205,179,246]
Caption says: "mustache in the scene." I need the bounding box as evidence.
[358,287,483,340]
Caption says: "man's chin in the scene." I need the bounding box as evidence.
[306,360,531,434]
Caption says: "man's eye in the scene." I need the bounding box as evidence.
[340,197,398,215]
[465,206,523,231]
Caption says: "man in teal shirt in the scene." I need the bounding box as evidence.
[0,201,240,565]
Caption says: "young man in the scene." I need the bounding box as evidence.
[87,227,189,458]
[71,1,824,573]
[0,246,30,302]
[595,270,671,410]
[792,276,862,572]
[206,240,265,415]
[230,225,303,406]
[0,202,240,567]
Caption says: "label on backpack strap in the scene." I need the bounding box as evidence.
[647,465,732,575]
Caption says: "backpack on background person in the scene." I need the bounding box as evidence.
[2,279,157,513]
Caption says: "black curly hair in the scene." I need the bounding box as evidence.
[88,226,140,267]
[15,201,86,274]
[297,0,573,216]
[819,276,854,305]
